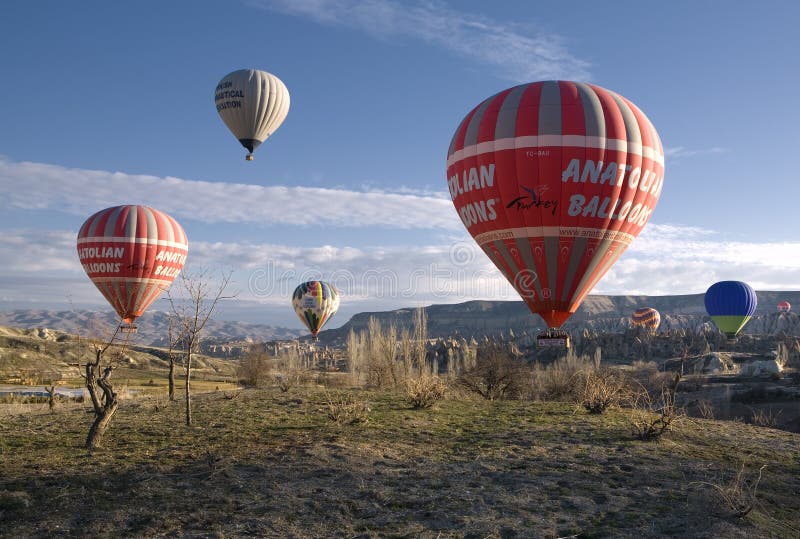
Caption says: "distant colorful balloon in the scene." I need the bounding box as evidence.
[215,69,290,160]
[704,281,757,339]
[631,307,661,331]
[777,301,791,313]
[447,81,664,328]
[77,205,188,325]
[292,281,340,339]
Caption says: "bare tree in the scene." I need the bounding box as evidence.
[166,312,180,401]
[166,269,234,426]
[83,326,126,450]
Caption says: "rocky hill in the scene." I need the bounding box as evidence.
[0,326,239,386]
[0,309,305,349]
[316,291,800,344]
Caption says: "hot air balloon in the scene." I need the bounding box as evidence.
[704,281,757,339]
[447,81,664,345]
[292,281,340,340]
[777,301,791,313]
[215,69,290,161]
[631,307,661,332]
[77,205,188,332]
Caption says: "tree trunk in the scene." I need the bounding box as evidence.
[184,351,192,426]
[168,356,175,401]
[85,351,119,450]
[86,399,119,450]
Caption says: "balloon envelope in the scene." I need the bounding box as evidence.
[632,307,660,331]
[704,281,757,338]
[215,69,290,159]
[292,281,340,338]
[77,205,188,324]
[447,81,664,328]
[777,301,791,313]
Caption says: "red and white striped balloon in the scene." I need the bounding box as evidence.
[447,81,664,328]
[77,205,188,324]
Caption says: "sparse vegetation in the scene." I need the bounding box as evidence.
[628,379,683,441]
[1,387,798,537]
[405,374,447,409]
[237,346,272,388]
[324,391,370,425]
[580,368,627,414]
[456,342,528,400]
[691,463,767,518]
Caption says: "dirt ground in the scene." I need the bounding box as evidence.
[1,388,798,538]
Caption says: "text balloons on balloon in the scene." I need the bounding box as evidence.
[447,81,664,328]
[77,205,188,328]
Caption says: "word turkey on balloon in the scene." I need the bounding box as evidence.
[447,80,664,329]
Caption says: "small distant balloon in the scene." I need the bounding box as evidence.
[777,301,791,313]
[631,307,661,332]
[704,281,757,339]
[215,69,290,161]
[77,205,188,328]
[292,281,340,339]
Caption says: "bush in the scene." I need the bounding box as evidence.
[627,379,682,441]
[581,368,627,414]
[324,392,370,425]
[456,343,528,400]
[237,349,271,388]
[530,351,596,402]
[406,375,447,409]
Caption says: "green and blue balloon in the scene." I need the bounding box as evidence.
[704,281,757,339]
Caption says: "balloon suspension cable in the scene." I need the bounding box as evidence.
[245,154,254,161]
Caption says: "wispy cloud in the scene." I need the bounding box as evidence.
[665,146,729,160]
[252,0,590,82]
[0,158,459,230]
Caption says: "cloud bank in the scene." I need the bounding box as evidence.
[0,158,458,230]
[3,222,799,313]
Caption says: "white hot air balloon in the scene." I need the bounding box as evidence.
[215,69,290,161]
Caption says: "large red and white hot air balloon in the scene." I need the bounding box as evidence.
[447,81,664,329]
[77,205,188,330]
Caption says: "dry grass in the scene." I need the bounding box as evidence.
[691,463,767,518]
[0,387,798,538]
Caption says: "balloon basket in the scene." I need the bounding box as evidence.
[120,324,138,334]
[536,329,571,349]
[245,154,254,161]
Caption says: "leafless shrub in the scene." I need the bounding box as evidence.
[456,343,528,400]
[346,328,367,386]
[581,368,627,414]
[406,375,447,409]
[691,464,766,518]
[324,392,370,425]
[627,378,682,441]
[237,347,272,388]
[697,399,715,420]
[531,350,595,402]
[750,407,782,428]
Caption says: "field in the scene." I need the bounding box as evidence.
[1,386,799,538]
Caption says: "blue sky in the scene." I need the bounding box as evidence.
[1,0,800,328]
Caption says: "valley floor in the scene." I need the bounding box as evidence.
[1,389,798,538]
